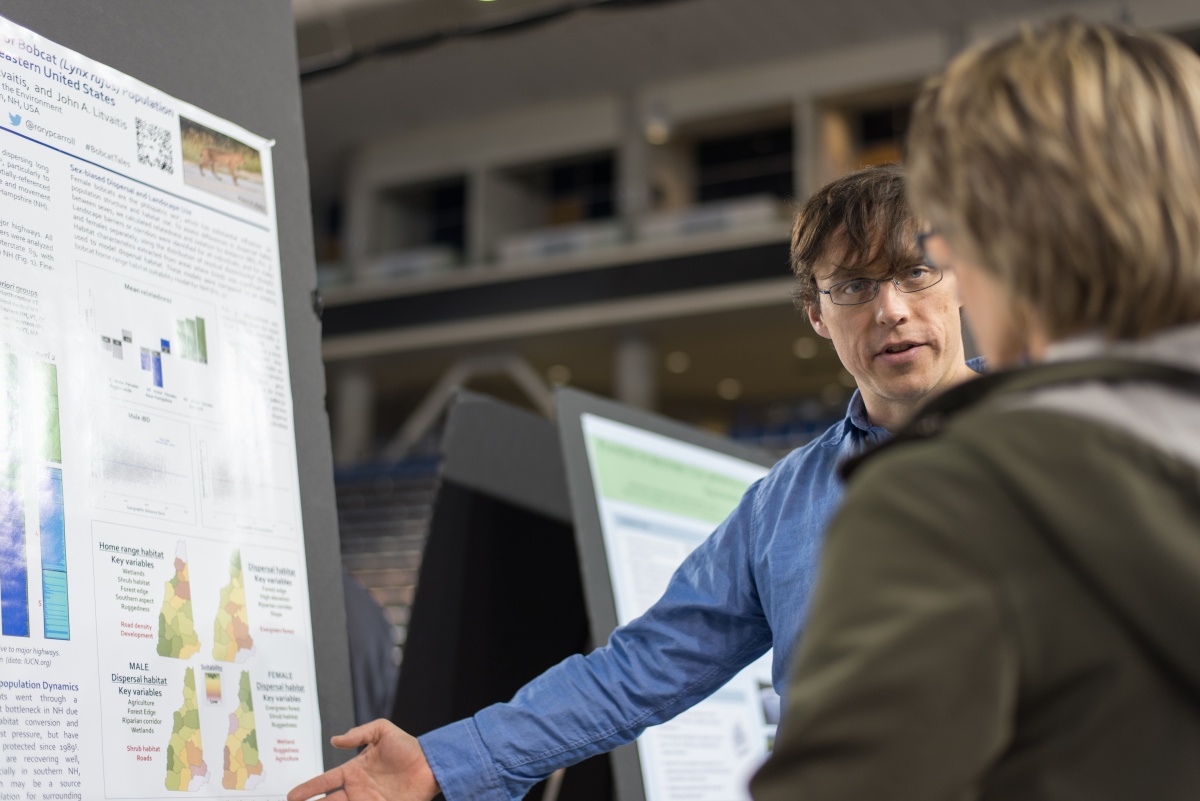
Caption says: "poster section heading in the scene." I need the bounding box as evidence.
[0,35,170,117]
[0,11,321,801]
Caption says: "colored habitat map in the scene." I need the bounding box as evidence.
[165,668,209,792]
[223,671,264,790]
[212,550,255,662]
[158,542,201,659]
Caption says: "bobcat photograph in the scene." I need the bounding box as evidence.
[180,116,266,214]
[198,147,245,185]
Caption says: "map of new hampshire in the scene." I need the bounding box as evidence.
[158,542,201,659]
[223,671,264,790]
[212,550,255,662]
[165,668,208,792]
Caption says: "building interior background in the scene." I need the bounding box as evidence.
[294,0,1200,673]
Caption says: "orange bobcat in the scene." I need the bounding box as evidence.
[198,147,245,185]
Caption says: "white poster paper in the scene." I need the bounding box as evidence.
[0,14,322,801]
[581,414,778,801]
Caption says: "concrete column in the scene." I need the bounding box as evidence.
[617,92,651,234]
[343,160,374,281]
[795,97,821,198]
[467,165,489,265]
[333,367,375,467]
[615,335,657,411]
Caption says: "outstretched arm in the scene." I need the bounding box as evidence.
[288,720,440,801]
[293,474,781,801]
[422,479,776,801]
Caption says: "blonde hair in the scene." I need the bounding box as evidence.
[907,17,1200,340]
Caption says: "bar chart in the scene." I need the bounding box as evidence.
[175,316,209,364]
[139,348,164,389]
[78,264,216,400]
[133,317,207,390]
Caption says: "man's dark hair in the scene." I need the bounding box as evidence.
[791,164,917,308]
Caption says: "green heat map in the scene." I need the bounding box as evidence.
[212,550,255,662]
[158,543,201,659]
[223,671,264,790]
[164,668,209,792]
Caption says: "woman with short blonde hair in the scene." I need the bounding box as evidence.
[909,17,1200,349]
[753,17,1200,801]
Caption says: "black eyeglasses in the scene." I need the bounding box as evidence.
[817,264,945,306]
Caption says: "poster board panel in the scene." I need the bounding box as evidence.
[0,1,354,789]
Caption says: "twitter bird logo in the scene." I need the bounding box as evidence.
[7,113,19,126]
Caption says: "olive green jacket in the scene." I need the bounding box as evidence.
[752,359,1200,801]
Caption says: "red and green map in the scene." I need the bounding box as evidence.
[212,550,255,662]
[158,542,201,659]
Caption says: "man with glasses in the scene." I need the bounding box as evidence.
[805,251,972,432]
[289,164,981,801]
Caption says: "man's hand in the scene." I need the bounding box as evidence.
[288,720,441,801]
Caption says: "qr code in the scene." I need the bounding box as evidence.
[136,117,174,174]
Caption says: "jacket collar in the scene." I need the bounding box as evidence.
[839,356,1200,480]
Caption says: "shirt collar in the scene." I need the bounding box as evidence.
[838,356,989,441]
[838,389,891,446]
[845,389,873,433]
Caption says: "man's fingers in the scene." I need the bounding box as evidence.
[287,766,344,801]
[290,721,405,801]
[330,718,391,750]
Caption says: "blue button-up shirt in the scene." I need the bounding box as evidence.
[418,372,980,800]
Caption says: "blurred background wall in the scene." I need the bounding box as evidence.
[296,0,1200,671]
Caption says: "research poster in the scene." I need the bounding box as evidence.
[581,414,778,801]
[0,14,322,801]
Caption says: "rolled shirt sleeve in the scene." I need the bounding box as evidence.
[420,479,775,801]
